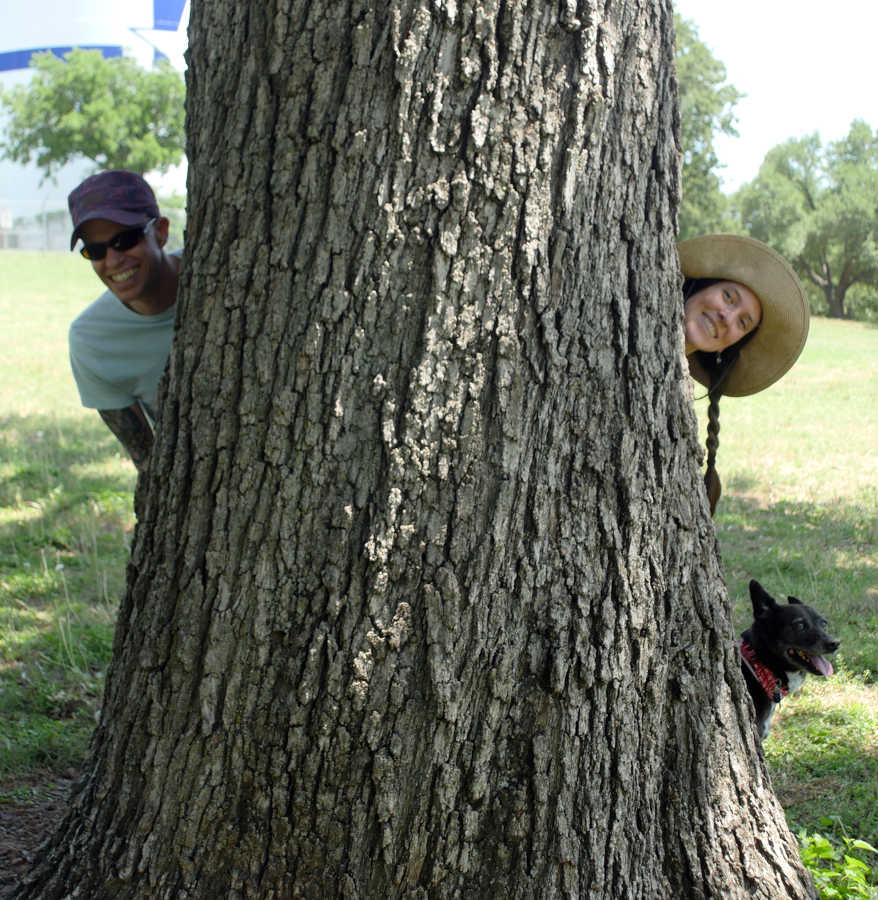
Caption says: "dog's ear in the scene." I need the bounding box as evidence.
[787,596,802,605]
[749,579,777,618]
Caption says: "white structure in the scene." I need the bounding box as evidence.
[0,0,189,248]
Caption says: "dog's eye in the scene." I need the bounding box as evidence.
[793,620,806,632]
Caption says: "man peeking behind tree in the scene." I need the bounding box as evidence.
[67,170,181,472]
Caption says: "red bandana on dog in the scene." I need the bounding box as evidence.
[739,640,789,704]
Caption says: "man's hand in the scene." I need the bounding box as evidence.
[98,404,154,472]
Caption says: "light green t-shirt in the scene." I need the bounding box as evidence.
[68,250,181,416]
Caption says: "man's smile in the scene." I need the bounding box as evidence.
[110,268,137,284]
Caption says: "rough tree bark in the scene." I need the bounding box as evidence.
[22,0,817,897]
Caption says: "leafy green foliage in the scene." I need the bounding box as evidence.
[0,48,185,179]
[674,14,742,239]
[734,120,878,319]
[799,820,878,899]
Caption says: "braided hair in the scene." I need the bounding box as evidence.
[684,278,758,516]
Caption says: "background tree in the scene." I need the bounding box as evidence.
[20,2,816,897]
[736,119,878,319]
[0,48,185,180]
[674,13,742,240]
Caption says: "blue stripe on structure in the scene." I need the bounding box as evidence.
[0,46,123,73]
[153,0,187,31]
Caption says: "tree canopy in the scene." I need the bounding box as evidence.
[674,14,741,240]
[735,119,878,319]
[0,48,185,180]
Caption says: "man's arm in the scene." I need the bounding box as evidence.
[98,403,154,472]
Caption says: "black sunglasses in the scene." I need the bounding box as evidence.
[79,218,157,260]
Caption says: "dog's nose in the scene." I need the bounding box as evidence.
[825,638,840,653]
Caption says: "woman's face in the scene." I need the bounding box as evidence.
[684,280,762,354]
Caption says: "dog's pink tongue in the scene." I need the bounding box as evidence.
[813,655,834,676]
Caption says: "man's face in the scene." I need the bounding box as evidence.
[684,280,762,353]
[79,217,169,313]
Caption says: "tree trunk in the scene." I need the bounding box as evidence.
[21,0,817,897]
[807,256,845,318]
[825,283,846,318]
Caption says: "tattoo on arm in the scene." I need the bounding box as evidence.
[99,404,154,472]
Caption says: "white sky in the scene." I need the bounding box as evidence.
[673,1,878,192]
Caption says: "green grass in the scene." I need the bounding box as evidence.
[698,318,878,690]
[695,314,878,883]
[0,251,137,778]
[766,679,878,838]
[1,251,877,892]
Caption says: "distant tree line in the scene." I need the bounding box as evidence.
[736,122,878,320]
[3,32,877,319]
[675,13,878,321]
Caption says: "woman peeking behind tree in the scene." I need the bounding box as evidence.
[678,234,810,515]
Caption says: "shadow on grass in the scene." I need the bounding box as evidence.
[0,412,136,497]
[713,486,878,680]
[767,690,878,844]
[1,411,134,656]
[0,412,136,553]
[1,413,130,775]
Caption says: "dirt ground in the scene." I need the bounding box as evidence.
[0,772,76,899]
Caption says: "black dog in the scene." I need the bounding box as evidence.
[739,579,840,741]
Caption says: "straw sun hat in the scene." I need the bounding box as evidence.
[678,234,810,397]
